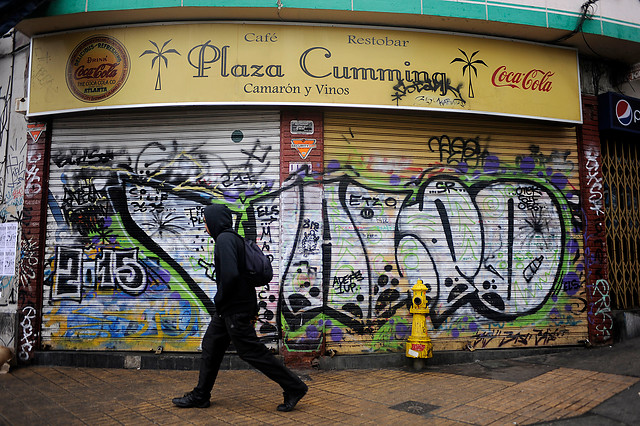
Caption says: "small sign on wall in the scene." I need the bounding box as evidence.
[27,122,46,142]
[289,162,312,174]
[292,138,316,159]
[290,120,314,135]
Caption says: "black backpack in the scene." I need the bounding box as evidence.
[224,230,273,287]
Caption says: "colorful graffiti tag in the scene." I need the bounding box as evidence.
[40,114,586,355]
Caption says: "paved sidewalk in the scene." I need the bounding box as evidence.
[1,339,639,425]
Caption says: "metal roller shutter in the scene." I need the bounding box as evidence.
[42,109,281,352]
[324,109,587,353]
[601,136,640,310]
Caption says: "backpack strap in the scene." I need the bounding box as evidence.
[221,229,246,274]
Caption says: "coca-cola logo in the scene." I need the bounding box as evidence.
[491,66,554,92]
[66,35,130,102]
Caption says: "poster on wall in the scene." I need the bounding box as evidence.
[0,222,18,276]
[29,22,581,122]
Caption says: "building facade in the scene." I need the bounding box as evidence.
[1,0,639,366]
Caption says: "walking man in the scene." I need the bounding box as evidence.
[172,204,308,411]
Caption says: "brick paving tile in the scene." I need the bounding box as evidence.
[428,414,474,425]
[513,405,551,421]
[118,415,157,425]
[312,393,363,408]
[440,405,507,424]
[494,414,536,425]
[310,411,355,422]
[30,405,76,419]
[498,399,529,414]
[535,401,567,416]
[541,403,575,419]
[1,410,46,425]
[562,397,601,414]
[77,411,118,422]
[254,414,311,425]
[2,361,639,425]
[486,413,520,425]
[0,378,31,393]
[598,373,640,386]
[46,417,85,426]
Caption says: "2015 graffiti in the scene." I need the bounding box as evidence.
[51,247,147,301]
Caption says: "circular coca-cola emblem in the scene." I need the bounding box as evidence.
[66,35,130,102]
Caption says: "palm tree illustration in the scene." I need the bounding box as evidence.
[140,40,181,90]
[451,49,487,98]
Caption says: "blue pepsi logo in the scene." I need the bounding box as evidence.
[616,99,632,126]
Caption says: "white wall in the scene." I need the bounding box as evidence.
[0,30,30,353]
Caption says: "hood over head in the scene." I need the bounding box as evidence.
[203,204,233,239]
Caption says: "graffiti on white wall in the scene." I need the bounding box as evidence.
[41,121,585,353]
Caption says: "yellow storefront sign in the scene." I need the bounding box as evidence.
[28,23,581,122]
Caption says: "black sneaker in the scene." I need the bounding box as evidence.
[172,391,211,408]
[277,384,308,412]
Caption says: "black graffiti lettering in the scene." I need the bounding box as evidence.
[516,186,543,211]
[261,225,272,243]
[533,328,568,345]
[242,140,272,164]
[113,248,147,295]
[185,206,204,226]
[52,247,83,301]
[563,277,580,293]
[499,330,530,347]
[303,218,320,230]
[332,270,363,294]
[128,186,169,213]
[96,249,116,289]
[349,194,384,207]
[361,208,374,219]
[472,327,568,348]
[391,77,464,105]
[53,149,114,168]
[62,182,103,207]
[428,135,484,167]
[434,181,456,193]
[301,230,320,255]
[257,205,279,217]
[51,247,147,301]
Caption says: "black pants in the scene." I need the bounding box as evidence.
[193,312,306,400]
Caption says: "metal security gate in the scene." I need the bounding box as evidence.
[601,136,640,310]
[42,109,281,352]
[323,109,587,353]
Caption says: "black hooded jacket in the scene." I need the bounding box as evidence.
[203,204,257,317]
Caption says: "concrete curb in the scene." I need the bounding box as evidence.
[32,344,579,371]
[317,345,577,370]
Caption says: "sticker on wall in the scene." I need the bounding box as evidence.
[289,162,312,174]
[292,138,316,159]
[65,35,130,102]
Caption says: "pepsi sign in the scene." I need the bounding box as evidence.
[599,92,640,134]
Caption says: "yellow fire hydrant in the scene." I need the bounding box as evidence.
[406,280,433,370]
